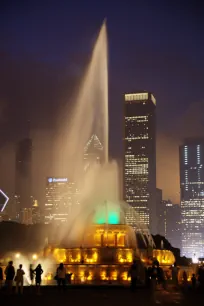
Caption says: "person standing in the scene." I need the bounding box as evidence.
[0,263,3,290]
[149,263,160,304]
[56,263,66,290]
[191,274,196,290]
[4,261,15,294]
[34,264,43,295]
[15,264,25,294]
[29,264,34,285]
[171,262,179,289]
[156,262,166,290]
[128,259,138,292]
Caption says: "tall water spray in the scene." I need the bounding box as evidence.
[55,21,108,180]
[53,21,153,247]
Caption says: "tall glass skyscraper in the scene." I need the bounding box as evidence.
[124,92,156,233]
[180,138,204,260]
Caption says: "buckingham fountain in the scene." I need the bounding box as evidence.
[40,21,175,285]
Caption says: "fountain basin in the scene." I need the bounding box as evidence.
[43,224,175,284]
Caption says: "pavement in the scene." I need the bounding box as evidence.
[0,285,203,306]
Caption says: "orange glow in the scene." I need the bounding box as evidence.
[117,249,133,263]
[121,271,130,281]
[53,248,66,263]
[153,250,175,266]
[84,250,98,263]
[111,270,117,281]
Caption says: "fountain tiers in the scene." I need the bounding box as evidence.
[44,224,175,284]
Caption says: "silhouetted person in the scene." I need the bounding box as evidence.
[15,264,25,294]
[183,271,188,284]
[66,273,72,285]
[0,263,3,290]
[191,274,196,290]
[34,264,43,295]
[171,262,179,289]
[4,261,15,294]
[128,260,138,292]
[29,264,34,285]
[156,262,166,290]
[198,265,204,289]
[146,266,152,288]
[149,263,158,303]
[56,263,66,290]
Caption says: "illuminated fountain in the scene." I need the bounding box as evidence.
[44,200,175,284]
[45,21,175,284]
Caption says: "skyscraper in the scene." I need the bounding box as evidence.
[156,188,165,236]
[164,201,181,249]
[124,91,156,233]
[84,134,103,171]
[15,138,33,219]
[180,138,204,260]
[45,177,80,224]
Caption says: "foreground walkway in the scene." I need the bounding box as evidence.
[0,286,187,306]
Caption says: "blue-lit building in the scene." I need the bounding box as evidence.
[180,138,204,260]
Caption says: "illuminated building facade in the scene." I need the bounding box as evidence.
[15,138,33,220]
[20,207,33,225]
[45,177,80,224]
[84,134,103,171]
[32,200,42,224]
[124,92,156,233]
[180,138,204,260]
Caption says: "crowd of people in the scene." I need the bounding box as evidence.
[0,261,43,295]
[128,260,203,303]
[0,259,203,297]
[0,261,74,295]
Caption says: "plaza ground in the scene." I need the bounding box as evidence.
[1,285,204,306]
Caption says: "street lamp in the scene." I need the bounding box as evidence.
[15,253,20,259]
[32,254,37,260]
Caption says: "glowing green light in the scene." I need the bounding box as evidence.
[93,203,120,225]
[108,213,119,224]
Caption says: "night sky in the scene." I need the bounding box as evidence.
[0,0,204,205]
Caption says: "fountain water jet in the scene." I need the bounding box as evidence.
[52,20,153,246]
[45,21,175,284]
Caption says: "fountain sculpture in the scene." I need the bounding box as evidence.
[44,21,175,284]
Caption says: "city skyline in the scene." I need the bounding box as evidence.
[1,2,204,205]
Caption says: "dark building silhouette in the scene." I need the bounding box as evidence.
[164,201,181,249]
[156,188,165,236]
[123,91,157,233]
[15,138,33,220]
[157,194,181,248]
[180,138,204,260]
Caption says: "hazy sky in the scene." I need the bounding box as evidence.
[0,0,204,204]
